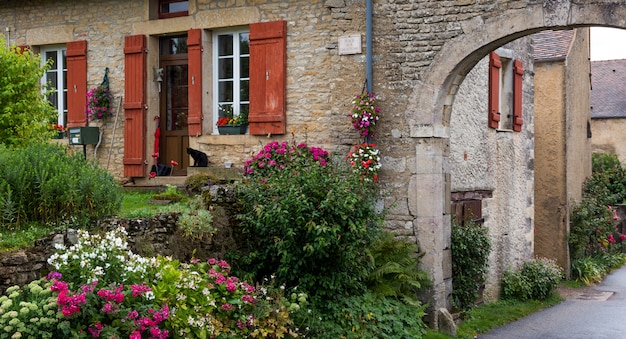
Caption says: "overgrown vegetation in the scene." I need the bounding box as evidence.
[0,38,57,147]
[0,143,122,228]
[501,257,563,301]
[569,152,626,284]
[233,140,429,336]
[451,219,491,310]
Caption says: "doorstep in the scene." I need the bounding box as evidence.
[122,166,243,188]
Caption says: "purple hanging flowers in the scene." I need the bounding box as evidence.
[349,91,380,138]
[86,85,113,121]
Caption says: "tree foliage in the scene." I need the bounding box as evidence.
[0,37,56,147]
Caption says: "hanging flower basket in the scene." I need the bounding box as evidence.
[349,91,380,138]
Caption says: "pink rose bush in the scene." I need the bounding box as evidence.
[243,140,329,178]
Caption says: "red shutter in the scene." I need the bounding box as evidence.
[188,28,203,136]
[513,59,524,132]
[17,45,30,53]
[123,35,147,178]
[66,40,88,128]
[488,52,501,129]
[249,20,287,135]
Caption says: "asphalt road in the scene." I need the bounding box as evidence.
[478,265,626,339]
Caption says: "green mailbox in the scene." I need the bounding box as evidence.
[69,126,100,145]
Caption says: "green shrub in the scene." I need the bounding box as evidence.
[451,219,491,310]
[501,257,563,301]
[589,152,626,205]
[235,141,384,300]
[0,143,122,228]
[569,153,626,261]
[296,291,427,339]
[365,231,430,305]
[0,38,57,147]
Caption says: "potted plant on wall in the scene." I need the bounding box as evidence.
[216,104,248,135]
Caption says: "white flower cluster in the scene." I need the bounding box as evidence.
[47,226,156,285]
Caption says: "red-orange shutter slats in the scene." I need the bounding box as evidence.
[488,52,501,129]
[249,20,287,135]
[66,40,88,128]
[513,59,524,132]
[188,28,203,136]
[123,35,147,178]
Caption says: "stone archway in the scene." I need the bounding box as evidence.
[403,0,626,319]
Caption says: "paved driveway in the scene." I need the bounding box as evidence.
[478,265,626,339]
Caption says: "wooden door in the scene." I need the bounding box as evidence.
[159,36,190,176]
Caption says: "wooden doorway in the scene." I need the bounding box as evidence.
[159,35,190,176]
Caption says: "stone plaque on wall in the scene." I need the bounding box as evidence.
[338,34,361,55]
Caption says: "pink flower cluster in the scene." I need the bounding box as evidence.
[51,280,87,317]
[349,91,380,137]
[206,258,257,323]
[85,85,113,121]
[47,272,169,339]
[243,141,330,177]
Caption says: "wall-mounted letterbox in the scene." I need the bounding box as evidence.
[68,126,100,145]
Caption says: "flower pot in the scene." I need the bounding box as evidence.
[53,130,65,139]
[218,125,247,135]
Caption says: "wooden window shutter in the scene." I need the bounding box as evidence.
[123,35,147,178]
[488,52,501,129]
[188,28,203,136]
[66,40,88,128]
[249,20,287,135]
[17,45,30,53]
[512,59,524,132]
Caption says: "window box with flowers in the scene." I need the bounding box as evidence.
[216,104,248,135]
[51,123,66,139]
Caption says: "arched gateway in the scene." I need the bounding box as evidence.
[400,1,626,322]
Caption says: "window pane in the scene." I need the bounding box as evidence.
[48,91,58,108]
[240,80,249,101]
[218,34,233,56]
[218,58,233,79]
[161,1,188,14]
[240,104,249,118]
[219,81,233,102]
[63,91,67,111]
[62,50,66,69]
[45,51,57,68]
[240,56,249,78]
[63,70,67,89]
[240,33,250,55]
[160,36,188,55]
[46,71,57,89]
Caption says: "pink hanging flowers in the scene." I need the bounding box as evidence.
[349,91,380,138]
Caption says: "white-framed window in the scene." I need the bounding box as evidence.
[40,46,67,128]
[213,29,250,131]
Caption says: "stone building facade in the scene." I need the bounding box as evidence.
[449,35,535,301]
[534,28,592,277]
[1,0,624,325]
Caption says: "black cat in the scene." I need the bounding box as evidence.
[187,147,209,167]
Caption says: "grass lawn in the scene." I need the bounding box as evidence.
[0,189,183,252]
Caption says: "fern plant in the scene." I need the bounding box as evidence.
[365,232,431,305]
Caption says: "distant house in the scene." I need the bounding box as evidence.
[532,28,592,275]
[590,59,626,163]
